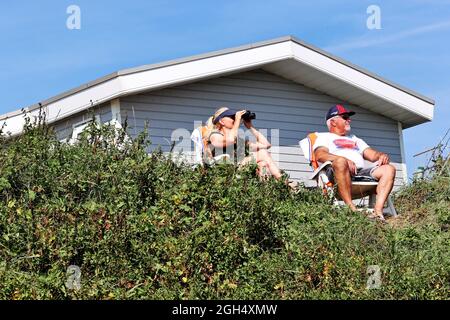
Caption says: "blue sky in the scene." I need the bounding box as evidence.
[1,0,449,178]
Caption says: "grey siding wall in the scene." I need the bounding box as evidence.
[52,103,112,141]
[117,69,405,189]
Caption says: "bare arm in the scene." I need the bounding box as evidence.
[209,132,228,148]
[314,147,339,163]
[246,125,271,150]
[314,147,357,175]
[210,111,245,148]
[363,147,390,165]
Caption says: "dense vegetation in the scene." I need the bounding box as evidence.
[0,114,448,299]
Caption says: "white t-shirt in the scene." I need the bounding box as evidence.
[313,132,370,169]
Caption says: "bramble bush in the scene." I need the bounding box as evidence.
[0,112,448,299]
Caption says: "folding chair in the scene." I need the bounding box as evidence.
[191,126,230,165]
[299,132,397,216]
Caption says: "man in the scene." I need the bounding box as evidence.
[313,104,396,220]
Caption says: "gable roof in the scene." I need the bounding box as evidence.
[0,35,434,135]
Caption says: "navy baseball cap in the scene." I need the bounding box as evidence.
[213,109,237,124]
[326,104,355,120]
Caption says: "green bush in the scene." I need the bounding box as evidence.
[0,113,448,299]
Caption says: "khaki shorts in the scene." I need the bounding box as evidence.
[326,165,379,183]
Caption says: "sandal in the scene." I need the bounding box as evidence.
[285,179,299,191]
[367,212,387,223]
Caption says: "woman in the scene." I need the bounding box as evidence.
[205,107,282,180]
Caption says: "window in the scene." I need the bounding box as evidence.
[68,115,101,145]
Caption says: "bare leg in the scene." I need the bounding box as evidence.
[371,164,396,216]
[255,159,268,178]
[332,157,357,211]
[254,149,282,179]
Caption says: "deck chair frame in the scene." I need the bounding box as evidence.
[191,126,231,165]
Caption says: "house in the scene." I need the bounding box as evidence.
[0,36,435,188]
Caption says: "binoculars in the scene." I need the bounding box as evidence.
[242,110,256,121]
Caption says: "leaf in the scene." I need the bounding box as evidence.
[0,177,11,191]
[28,190,36,201]
[7,199,16,208]
[25,209,32,220]
[180,205,191,213]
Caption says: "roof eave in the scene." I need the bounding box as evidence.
[0,36,434,132]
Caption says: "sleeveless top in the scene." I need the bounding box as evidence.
[206,130,249,164]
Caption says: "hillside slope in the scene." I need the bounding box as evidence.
[0,117,448,299]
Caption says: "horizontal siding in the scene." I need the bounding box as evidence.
[119,68,405,187]
[120,109,401,152]
[120,103,399,135]
[124,128,401,160]
[128,88,399,124]
[122,91,387,119]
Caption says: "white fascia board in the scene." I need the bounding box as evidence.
[1,78,122,136]
[290,42,434,121]
[0,113,26,136]
[45,77,123,122]
[1,42,292,136]
[1,38,434,136]
[118,42,292,96]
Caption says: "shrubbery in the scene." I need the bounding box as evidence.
[0,113,448,299]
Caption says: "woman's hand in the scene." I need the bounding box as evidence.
[234,110,246,124]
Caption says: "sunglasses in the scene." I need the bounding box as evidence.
[339,114,350,120]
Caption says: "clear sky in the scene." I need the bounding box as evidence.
[1,0,449,179]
